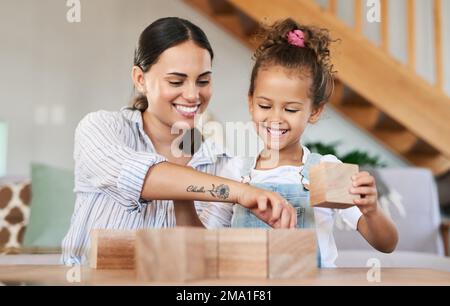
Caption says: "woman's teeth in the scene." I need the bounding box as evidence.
[173,104,200,118]
[266,127,288,137]
[174,104,199,113]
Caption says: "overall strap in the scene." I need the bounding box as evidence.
[240,157,256,184]
[300,152,323,182]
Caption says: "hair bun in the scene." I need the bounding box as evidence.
[249,18,337,106]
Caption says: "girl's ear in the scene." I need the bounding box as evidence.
[247,95,254,113]
[308,103,325,124]
[132,66,146,94]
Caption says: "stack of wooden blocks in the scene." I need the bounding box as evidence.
[89,228,318,282]
[89,163,360,282]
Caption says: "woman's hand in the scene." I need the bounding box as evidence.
[350,171,378,216]
[236,185,297,229]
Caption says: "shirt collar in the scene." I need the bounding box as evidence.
[251,143,310,169]
[121,107,143,125]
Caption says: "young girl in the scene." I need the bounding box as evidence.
[230,18,398,267]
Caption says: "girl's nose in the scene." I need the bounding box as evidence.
[267,108,283,123]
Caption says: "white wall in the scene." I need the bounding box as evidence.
[0,121,6,176]
[7,0,447,176]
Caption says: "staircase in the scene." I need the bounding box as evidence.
[185,0,450,176]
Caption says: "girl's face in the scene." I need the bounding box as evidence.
[133,40,212,129]
[248,65,324,151]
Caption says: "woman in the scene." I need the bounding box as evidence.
[62,17,297,265]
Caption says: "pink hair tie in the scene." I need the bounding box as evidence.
[287,29,305,47]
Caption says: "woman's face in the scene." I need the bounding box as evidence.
[136,40,212,129]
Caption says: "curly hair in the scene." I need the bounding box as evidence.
[249,18,336,106]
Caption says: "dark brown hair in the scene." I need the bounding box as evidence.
[249,18,336,107]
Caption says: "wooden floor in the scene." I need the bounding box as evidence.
[0,265,449,285]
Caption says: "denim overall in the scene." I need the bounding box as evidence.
[231,153,323,267]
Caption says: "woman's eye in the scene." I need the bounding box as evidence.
[285,109,299,113]
[258,105,271,110]
[197,80,210,86]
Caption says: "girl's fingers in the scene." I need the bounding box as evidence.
[352,171,371,179]
[353,197,375,205]
[349,186,377,196]
[352,175,374,187]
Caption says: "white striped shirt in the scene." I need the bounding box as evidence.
[61,108,234,265]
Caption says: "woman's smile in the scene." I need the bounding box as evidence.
[172,102,202,119]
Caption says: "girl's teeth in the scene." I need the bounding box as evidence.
[175,105,199,113]
[267,128,287,136]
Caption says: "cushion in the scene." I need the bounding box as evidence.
[334,167,445,255]
[0,179,31,254]
[22,164,75,250]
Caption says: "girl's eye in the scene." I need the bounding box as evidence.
[258,105,271,110]
[169,81,183,86]
[285,109,299,113]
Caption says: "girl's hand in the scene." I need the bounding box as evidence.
[350,171,378,216]
[236,185,297,229]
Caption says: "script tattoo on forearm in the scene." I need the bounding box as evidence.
[186,184,230,200]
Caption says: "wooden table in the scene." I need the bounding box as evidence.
[0,265,449,285]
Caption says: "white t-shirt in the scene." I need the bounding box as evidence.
[228,146,362,268]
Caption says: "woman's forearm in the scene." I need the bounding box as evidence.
[358,209,398,253]
[141,162,242,203]
[141,162,298,229]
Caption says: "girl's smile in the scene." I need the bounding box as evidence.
[261,125,290,142]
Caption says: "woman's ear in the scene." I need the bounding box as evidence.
[308,103,325,124]
[132,66,146,94]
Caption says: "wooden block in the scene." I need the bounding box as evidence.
[89,229,136,269]
[218,228,267,279]
[310,162,360,209]
[135,227,207,282]
[268,229,318,279]
[205,229,218,279]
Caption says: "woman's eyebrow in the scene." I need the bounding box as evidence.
[166,71,212,78]
[198,71,212,77]
[167,72,187,77]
